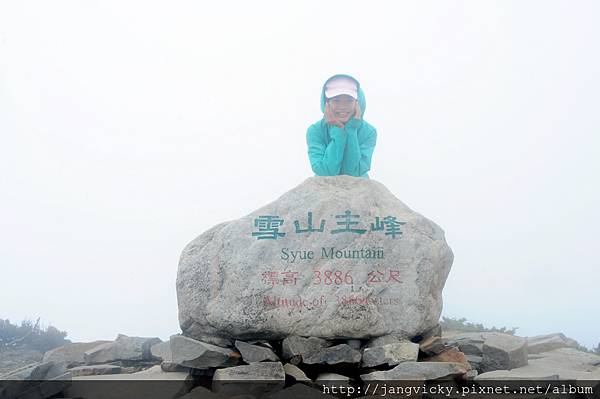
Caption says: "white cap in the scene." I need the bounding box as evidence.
[325,76,358,99]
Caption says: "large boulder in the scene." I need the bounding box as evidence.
[177,176,453,342]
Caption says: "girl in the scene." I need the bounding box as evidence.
[306,74,377,179]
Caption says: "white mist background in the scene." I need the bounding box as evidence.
[1,1,599,348]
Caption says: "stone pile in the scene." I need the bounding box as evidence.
[3,329,599,398]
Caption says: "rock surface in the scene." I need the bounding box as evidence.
[0,361,71,399]
[2,329,596,399]
[149,340,172,361]
[69,364,122,377]
[234,340,279,363]
[480,332,528,372]
[170,335,241,369]
[1,361,68,380]
[315,372,352,390]
[0,347,43,375]
[519,347,600,379]
[361,341,419,367]
[282,363,311,383]
[281,336,331,363]
[443,331,528,372]
[302,344,361,365]
[177,176,453,342]
[361,361,467,380]
[83,334,161,364]
[526,332,581,354]
[43,341,110,367]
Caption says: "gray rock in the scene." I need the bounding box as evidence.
[212,362,285,397]
[364,334,402,349]
[303,344,361,365]
[160,361,189,372]
[69,364,121,377]
[418,335,446,356]
[315,372,350,382]
[458,341,483,356]
[465,369,478,379]
[120,365,190,380]
[42,341,110,367]
[361,361,466,380]
[475,368,560,380]
[480,333,528,372]
[525,347,600,379]
[420,323,442,340]
[345,339,362,350]
[477,348,600,381]
[118,366,145,374]
[283,363,311,383]
[361,341,419,367]
[235,340,279,363]
[0,347,43,375]
[170,334,241,369]
[198,335,235,348]
[475,365,563,394]
[281,336,331,362]
[1,362,71,399]
[465,354,483,368]
[83,334,161,364]
[444,331,528,372]
[444,332,484,355]
[149,340,172,361]
[148,338,191,372]
[526,332,580,354]
[246,340,275,351]
[1,361,67,380]
[177,176,454,342]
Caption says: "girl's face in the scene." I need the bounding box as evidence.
[328,95,356,123]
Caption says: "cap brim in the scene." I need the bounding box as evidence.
[325,89,357,99]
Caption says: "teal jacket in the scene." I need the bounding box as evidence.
[306,74,377,179]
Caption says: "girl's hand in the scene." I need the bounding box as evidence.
[324,102,344,128]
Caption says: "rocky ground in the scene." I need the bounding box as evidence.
[1,327,600,398]
[0,347,43,375]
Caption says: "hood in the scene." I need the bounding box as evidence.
[320,74,366,118]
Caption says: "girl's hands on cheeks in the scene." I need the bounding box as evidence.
[324,102,344,129]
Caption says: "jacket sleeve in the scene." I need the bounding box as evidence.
[342,122,377,177]
[306,123,348,176]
